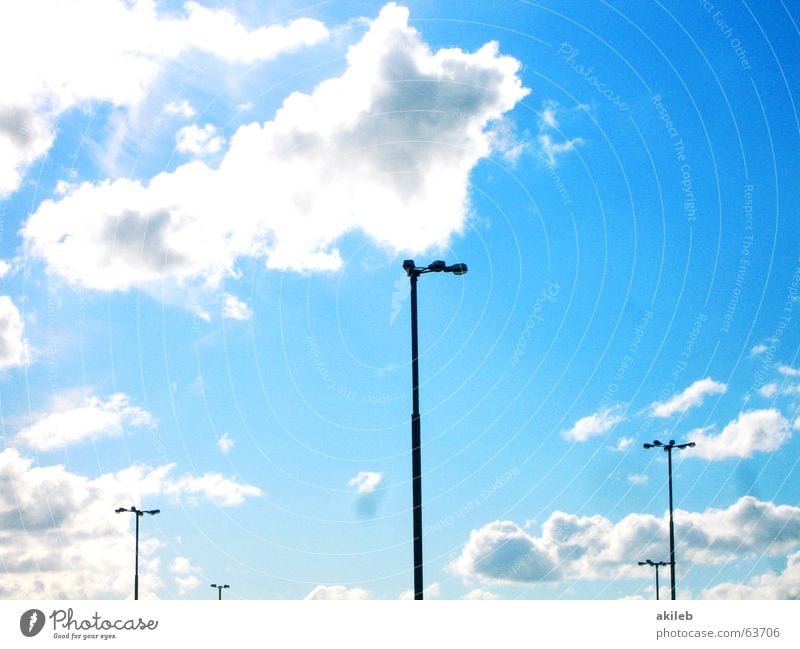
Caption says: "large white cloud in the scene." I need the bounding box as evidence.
[562,405,625,442]
[651,378,727,418]
[703,551,800,599]
[304,585,371,600]
[0,448,261,598]
[0,0,328,196]
[449,497,800,587]
[22,3,529,297]
[0,296,31,370]
[684,409,791,460]
[15,392,155,451]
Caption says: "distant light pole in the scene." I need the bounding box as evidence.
[638,559,669,600]
[210,584,230,600]
[115,506,160,600]
[643,439,695,600]
[403,259,468,600]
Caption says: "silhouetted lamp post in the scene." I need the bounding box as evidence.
[115,506,160,600]
[403,259,467,600]
[210,583,230,600]
[643,439,695,600]
[638,559,669,600]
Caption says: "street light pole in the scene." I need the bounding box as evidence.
[403,259,467,600]
[638,559,669,600]
[210,584,230,600]
[643,439,695,600]
[115,506,160,600]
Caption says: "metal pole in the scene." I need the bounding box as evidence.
[134,511,140,601]
[409,273,423,600]
[655,564,660,601]
[218,586,222,600]
[667,446,676,601]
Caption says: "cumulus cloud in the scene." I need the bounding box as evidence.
[758,383,779,398]
[0,447,261,598]
[175,123,225,156]
[651,378,727,418]
[0,0,328,197]
[304,585,371,600]
[222,294,252,321]
[703,551,800,599]
[750,344,769,356]
[462,588,499,600]
[217,432,235,454]
[0,296,31,370]
[562,405,625,442]
[15,392,155,451]
[449,496,800,586]
[627,473,648,485]
[684,409,791,460]
[163,99,196,118]
[348,471,383,493]
[609,437,634,452]
[170,556,202,595]
[777,364,800,377]
[22,3,529,300]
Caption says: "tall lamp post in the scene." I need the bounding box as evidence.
[643,439,695,600]
[403,259,467,600]
[210,584,230,600]
[638,559,669,600]
[115,506,160,600]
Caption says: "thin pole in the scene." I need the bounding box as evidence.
[655,564,660,601]
[218,586,222,600]
[409,273,423,600]
[134,512,140,601]
[667,446,676,601]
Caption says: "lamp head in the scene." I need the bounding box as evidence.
[403,260,416,276]
[427,260,446,272]
[115,507,127,513]
[146,509,160,515]
[446,263,468,275]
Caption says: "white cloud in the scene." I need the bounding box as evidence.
[164,99,196,118]
[793,416,800,430]
[0,0,328,197]
[462,588,499,600]
[0,260,10,277]
[562,405,625,442]
[348,471,383,493]
[15,392,156,451]
[778,364,800,377]
[304,585,371,600]
[758,383,779,398]
[703,551,800,599]
[449,496,800,586]
[684,409,791,460]
[175,123,225,156]
[0,447,260,598]
[174,575,201,595]
[170,556,202,595]
[399,582,440,599]
[651,378,727,418]
[217,432,235,454]
[627,473,648,485]
[22,3,529,301]
[750,343,768,356]
[0,296,31,370]
[537,133,583,167]
[167,472,262,507]
[222,294,252,321]
[609,436,634,452]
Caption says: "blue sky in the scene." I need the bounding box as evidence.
[1,0,799,600]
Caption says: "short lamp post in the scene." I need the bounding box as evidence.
[210,584,230,600]
[638,559,669,600]
[403,259,467,600]
[643,439,695,600]
[115,506,160,600]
